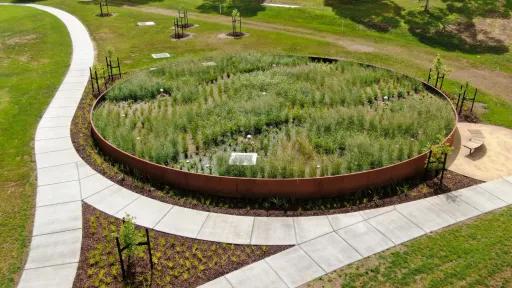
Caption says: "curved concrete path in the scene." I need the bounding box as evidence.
[8,3,512,287]
[2,3,94,287]
[448,123,512,181]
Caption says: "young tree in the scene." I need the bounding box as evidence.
[431,53,449,76]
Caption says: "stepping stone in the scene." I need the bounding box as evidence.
[33,202,82,236]
[262,3,300,8]
[395,198,455,232]
[300,232,362,272]
[197,213,253,244]
[367,210,425,245]
[37,163,78,186]
[36,181,81,207]
[154,206,209,238]
[151,53,171,59]
[115,196,172,228]
[80,173,115,198]
[137,21,155,26]
[202,61,217,66]
[266,246,324,287]
[327,211,364,230]
[336,222,394,257]
[426,193,481,222]
[251,217,296,245]
[477,178,512,203]
[84,185,140,215]
[18,263,78,288]
[225,260,287,288]
[25,229,82,269]
[451,186,507,213]
[293,216,333,243]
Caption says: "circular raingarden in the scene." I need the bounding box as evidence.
[91,54,456,198]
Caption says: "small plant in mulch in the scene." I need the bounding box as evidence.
[227,9,245,38]
[73,205,287,288]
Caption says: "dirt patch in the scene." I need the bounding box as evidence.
[74,203,289,288]
[3,34,37,46]
[475,17,512,45]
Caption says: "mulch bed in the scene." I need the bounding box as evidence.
[74,204,289,288]
[72,87,482,217]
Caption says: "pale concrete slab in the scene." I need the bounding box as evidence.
[251,217,296,245]
[25,229,82,269]
[154,206,208,238]
[198,277,233,288]
[478,178,512,203]
[197,213,254,244]
[36,149,80,169]
[76,161,97,179]
[426,193,481,222]
[395,199,455,232]
[35,137,73,154]
[368,210,425,245]
[294,216,333,243]
[33,201,82,235]
[35,126,69,140]
[336,222,394,257]
[225,260,287,288]
[80,173,115,198]
[300,232,362,272]
[360,206,395,219]
[37,116,72,128]
[328,211,364,230]
[36,181,81,206]
[37,163,78,186]
[452,186,507,212]
[115,196,172,228]
[18,263,78,288]
[43,106,77,118]
[84,185,140,215]
[49,97,81,108]
[266,246,324,287]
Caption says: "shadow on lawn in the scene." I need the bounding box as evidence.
[324,0,403,32]
[404,0,511,54]
[196,0,266,17]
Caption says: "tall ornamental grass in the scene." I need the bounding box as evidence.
[94,54,454,178]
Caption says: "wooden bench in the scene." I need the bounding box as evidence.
[463,129,485,154]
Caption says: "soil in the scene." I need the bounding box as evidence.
[73,204,289,288]
[71,87,482,217]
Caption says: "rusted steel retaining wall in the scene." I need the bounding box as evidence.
[90,57,457,199]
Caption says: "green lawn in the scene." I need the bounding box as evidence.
[306,207,512,288]
[11,0,511,128]
[0,6,71,287]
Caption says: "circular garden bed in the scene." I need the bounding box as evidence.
[91,54,456,198]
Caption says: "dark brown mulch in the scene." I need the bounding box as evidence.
[72,87,482,218]
[74,204,289,288]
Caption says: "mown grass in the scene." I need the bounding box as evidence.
[306,207,512,288]
[0,6,71,287]
[93,54,454,178]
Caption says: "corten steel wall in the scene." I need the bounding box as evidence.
[90,57,458,199]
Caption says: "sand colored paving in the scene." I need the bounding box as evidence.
[448,122,512,181]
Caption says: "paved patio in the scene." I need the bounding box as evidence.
[448,122,512,181]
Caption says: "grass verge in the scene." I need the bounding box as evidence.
[305,207,512,288]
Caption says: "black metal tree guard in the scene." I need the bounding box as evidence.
[98,0,111,17]
[172,17,186,39]
[424,150,449,187]
[427,68,445,90]
[115,228,154,282]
